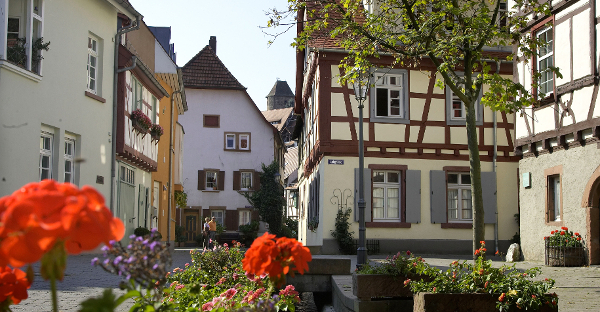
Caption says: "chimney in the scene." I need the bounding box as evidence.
[209,36,216,54]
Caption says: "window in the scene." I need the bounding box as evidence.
[224,133,251,151]
[3,0,45,74]
[120,165,135,185]
[211,210,224,226]
[241,172,252,190]
[225,134,235,149]
[151,96,158,123]
[239,210,251,227]
[372,171,401,220]
[446,81,483,125]
[370,69,409,124]
[447,173,472,222]
[536,26,553,97]
[132,76,143,110]
[206,171,218,190]
[7,17,19,40]
[64,136,75,183]
[239,134,249,150]
[87,36,99,94]
[498,0,508,28]
[548,175,561,222]
[39,132,53,180]
[203,115,220,128]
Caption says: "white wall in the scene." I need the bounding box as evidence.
[0,0,120,199]
[179,88,275,215]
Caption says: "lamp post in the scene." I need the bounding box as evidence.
[353,68,370,268]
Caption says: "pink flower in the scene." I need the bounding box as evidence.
[224,243,229,247]
[215,277,226,286]
[221,288,237,299]
[202,302,214,311]
[406,250,412,256]
[185,263,190,267]
[233,273,239,280]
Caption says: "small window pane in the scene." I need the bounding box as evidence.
[373,187,384,198]
[226,135,235,149]
[448,174,458,184]
[387,206,399,218]
[42,155,50,167]
[376,88,389,117]
[373,207,384,219]
[461,174,471,185]
[373,171,385,183]
[387,172,399,183]
[387,188,399,198]
[240,136,248,149]
[389,76,397,85]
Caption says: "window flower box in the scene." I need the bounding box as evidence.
[544,227,586,267]
[130,109,152,134]
[413,293,558,312]
[150,124,163,142]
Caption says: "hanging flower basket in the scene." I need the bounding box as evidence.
[150,124,163,142]
[544,227,586,267]
[130,109,152,134]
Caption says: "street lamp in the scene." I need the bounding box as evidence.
[352,68,370,268]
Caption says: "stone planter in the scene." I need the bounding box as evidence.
[545,244,586,267]
[353,273,427,300]
[413,293,558,312]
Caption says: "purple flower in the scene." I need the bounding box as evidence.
[101,245,110,252]
[114,256,123,265]
[91,257,99,266]
[109,240,116,246]
[153,264,159,270]
[151,228,158,233]
[127,256,136,263]
[143,256,148,261]
[103,258,110,265]
[129,234,137,239]
[127,244,133,249]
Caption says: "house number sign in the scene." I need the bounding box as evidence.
[328,159,344,165]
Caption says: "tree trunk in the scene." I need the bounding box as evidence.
[465,100,485,261]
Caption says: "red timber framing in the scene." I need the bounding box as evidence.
[300,50,517,175]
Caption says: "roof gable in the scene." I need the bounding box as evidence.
[182,45,245,90]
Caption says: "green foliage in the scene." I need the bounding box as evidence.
[174,191,187,209]
[239,220,260,246]
[330,208,354,254]
[175,225,187,243]
[194,233,205,247]
[216,223,226,235]
[242,161,286,236]
[134,227,151,237]
[357,251,430,277]
[409,245,557,311]
[282,217,298,239]
[79,289,118,312]
[164,243,300,311]
[7,37,50,71]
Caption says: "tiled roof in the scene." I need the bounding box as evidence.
[261,107,294,131]
[304,0,365,50]
[267,80,295,97]
[182,45,246,90]
[284,146,298,180]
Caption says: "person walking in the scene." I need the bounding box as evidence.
[208,217,217,248]
[203,217,210,249]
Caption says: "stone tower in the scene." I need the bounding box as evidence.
[266,80,295,110]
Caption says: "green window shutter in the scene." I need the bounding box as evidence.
[406,170,421,223]
[482,172,498,224]
[430,170,447,224]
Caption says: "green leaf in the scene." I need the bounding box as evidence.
[79,289,118,312]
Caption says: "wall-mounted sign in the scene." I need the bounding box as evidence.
[522,172,531,188]
[328,159,344,165]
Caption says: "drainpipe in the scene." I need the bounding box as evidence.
[493,61,501,254]
[110,16,140,215]
[168,84,183,246]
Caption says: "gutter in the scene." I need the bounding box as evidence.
[110,15,141,214]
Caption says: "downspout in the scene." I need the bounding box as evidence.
[168,82,183,246]
[493,61,501,254]
[110,16,140,214]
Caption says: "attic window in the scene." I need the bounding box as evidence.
[204,115,220,128]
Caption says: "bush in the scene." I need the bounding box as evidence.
[239,220,259,246]
[330,207,354,254]
[194,233,205,247]
[175,225,186,243]
[282,217,298,239]
[357,251,430,277]
[134,227,151,237]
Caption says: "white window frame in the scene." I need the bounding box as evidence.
[372,170,401,221]
[239,134,250,150]
[64,135,75,183]
[87,36,99,94]
[445,78,483,125]
[2,0,45,74]
[39,131,53,180]
[370,69,409,124]
[241,171,252,190]
[132,76,143,110]
[225,134,235,150]
[206,170,218,190]
[7,17,20,40]
[447,173,472,222]
[536,26,554,97]
[239,210,251,227]
[211,210,224,227]
[548,174,561,222]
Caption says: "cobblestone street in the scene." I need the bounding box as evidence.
[11,251,600,311]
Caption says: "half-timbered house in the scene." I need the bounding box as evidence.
[514,0,600,264]
[294,3,520,255]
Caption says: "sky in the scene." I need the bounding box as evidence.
[128,0,297,111]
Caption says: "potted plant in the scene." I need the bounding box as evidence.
[130,109,152,134]
[353,251,432,301]
[409,242,558,312]
[150,124,163,142]
[239,220,259,246]
[175,225,186,247]
[545,227,586,267]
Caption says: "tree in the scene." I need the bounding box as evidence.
[266,0,559,258]
[242,161,286,236]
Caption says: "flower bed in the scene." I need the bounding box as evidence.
[354,251,431,300]
[409,242,558,312]
[413,293,558,312]
[544,227,586,267]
